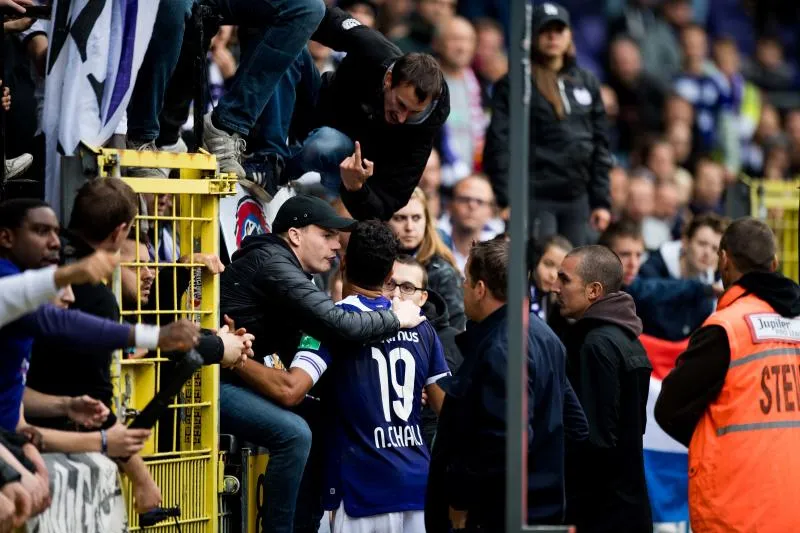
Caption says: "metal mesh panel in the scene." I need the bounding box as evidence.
[90,147,235,533]
[751,179,799,282]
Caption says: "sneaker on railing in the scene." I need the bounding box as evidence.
[202,112,246,179]
[160,137,188,155]
[241,153,286,203]
[126,139,169,178]
[3,153,33,181]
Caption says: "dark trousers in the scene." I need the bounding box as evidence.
[156,0,325,144]
[127,0,194,142]
[530,195,592,247]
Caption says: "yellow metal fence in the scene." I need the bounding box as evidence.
[87,147,235,533]
[749,179,799,282]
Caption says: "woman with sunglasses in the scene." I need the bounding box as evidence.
[389,188,466,330]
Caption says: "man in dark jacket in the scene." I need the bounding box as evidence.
[219,195,425,532]
[384,255,464,448]
[429,239,588,531]
[305,7,450,221]
[553,245,653,532]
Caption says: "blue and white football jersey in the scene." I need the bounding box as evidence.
[292,294,450,518]
[673,69,734,152]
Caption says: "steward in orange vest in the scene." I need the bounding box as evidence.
[655,218,800,532]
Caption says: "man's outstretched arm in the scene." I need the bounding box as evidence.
[233,360,314,407]
[311,6,400,63]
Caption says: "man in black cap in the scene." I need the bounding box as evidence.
[218,194,425,532]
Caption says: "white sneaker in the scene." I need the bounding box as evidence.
[156,137,189,178]
[126,139,168,178]
[4,153,33,180]
[202,112,246,179]
[160,137,188,154]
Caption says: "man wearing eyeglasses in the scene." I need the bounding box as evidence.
[439,175,503,273]
[384,255,464,449]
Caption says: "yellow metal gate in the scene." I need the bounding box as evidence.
[86,146,235,533]
[750,179,799,282]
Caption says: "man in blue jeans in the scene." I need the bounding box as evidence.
[126,0,325,184]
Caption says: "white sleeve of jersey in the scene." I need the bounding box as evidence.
[426,372,450,386]
[291,351,329,385]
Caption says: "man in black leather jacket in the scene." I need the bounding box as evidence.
[218,195,425,532]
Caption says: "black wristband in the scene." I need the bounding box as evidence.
[0,430,28,449]
[0,459,21,488]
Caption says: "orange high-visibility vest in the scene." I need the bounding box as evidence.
[689,284,800,532]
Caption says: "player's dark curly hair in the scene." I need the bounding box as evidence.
[345,220,399,290]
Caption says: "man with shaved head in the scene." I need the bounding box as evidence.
[553,245,653,532]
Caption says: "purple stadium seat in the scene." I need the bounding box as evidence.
[574,15,608,59]
[557,0,604,18]
[577,51,604,82]
[707,0,756,56]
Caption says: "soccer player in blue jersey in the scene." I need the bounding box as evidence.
[255,220,449,532]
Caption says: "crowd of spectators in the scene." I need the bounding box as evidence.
[0,0,797,531]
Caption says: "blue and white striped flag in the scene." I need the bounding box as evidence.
[43,0,159,216]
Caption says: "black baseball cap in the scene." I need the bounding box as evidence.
[271,195,357,234]
[533,2,571,34]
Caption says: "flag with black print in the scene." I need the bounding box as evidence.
[43,0,159,216]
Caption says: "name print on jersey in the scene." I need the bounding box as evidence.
[383,331,420,344]
[374,424,425,450]
[370,345,425,450]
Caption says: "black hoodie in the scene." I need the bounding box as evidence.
[656,271,800,447]
[561,291,653,533]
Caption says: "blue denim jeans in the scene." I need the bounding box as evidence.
[211,0,325,136]
[242,43,318,160]
[219,382,312,533]
[127,0,195,142]
[149,0,324,142]
[288,127,354,196]
[240,37,354,195]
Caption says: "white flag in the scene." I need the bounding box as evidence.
[43,0,159,216]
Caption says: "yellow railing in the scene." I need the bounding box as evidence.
[749,179,799,282]
[88,146,235,533]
